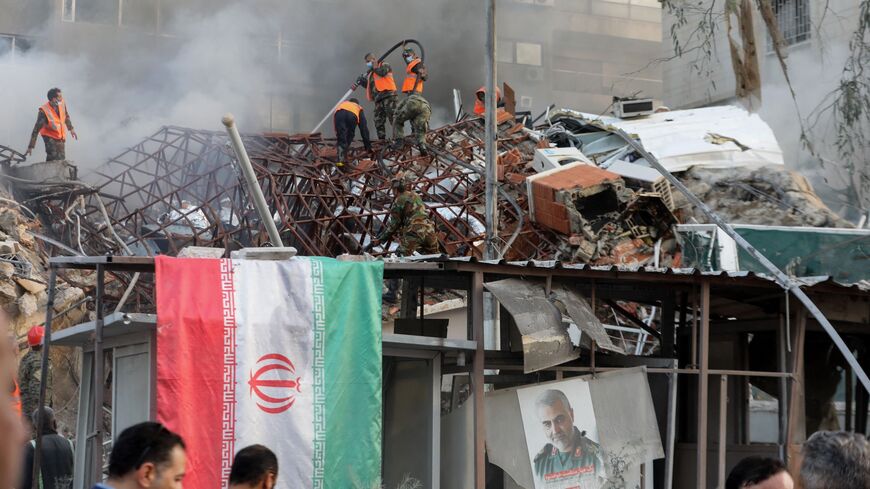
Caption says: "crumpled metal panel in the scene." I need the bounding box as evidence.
[550,283,625,355]
[484,278,580,373]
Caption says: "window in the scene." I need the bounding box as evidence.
[772,0,811,46]
[63,0,159,30]
[0,35,33,62]
[516,42,542,66]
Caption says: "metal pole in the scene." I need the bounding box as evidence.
[717,375,728,489]
[697,281,710,489]
[484,0,497,261]
[310,88,354,135]
[91,264,106,485]
[222,114,284,247]
[664,367,678,489]
[31,267,57,489]
[470,272,487,489]
[612,128,870,394]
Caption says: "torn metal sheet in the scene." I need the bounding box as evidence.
[550,105,784,172]
[484,278,580,373]
[550,283,624,355]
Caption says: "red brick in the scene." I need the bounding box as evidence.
[534,165,621,192]
[506,172,526,185]
[551,203,567,220]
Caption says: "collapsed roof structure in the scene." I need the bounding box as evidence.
[12,105,845,276]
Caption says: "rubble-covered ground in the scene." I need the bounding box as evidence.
[0,181,87,433]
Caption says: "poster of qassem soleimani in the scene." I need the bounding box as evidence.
[514,369,664,489]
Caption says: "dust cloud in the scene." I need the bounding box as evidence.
[0,0,485,166]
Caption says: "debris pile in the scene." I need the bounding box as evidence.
[2,105,847,286]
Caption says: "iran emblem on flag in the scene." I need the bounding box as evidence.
[155,256,383,489]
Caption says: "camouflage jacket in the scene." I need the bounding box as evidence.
[18,348,51,417]
[378,190,435,242]
[534,427,605,489]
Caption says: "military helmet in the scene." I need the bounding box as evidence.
[392,172,415,188]
[401,47,416,58]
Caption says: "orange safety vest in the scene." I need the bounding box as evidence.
[473,86,502,115]
[335,101,362,123]
[38,102,67,141]
[11,380,21,417]
[401,58,424,94]
[366,64,397,101]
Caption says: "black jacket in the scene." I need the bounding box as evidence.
[21,432,75,489]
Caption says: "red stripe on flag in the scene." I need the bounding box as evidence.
[156,256,235,489]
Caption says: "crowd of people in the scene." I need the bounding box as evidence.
[1,307,869,487]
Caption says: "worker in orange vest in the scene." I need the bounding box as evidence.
[473,86,503,116]
[355,53,398,141]
[26,87,78,161]
[400,48,426,95]
[333,98,372,167]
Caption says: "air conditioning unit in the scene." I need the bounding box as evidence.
[525,67,544,82]
[531,147,594,174]
[611,98,654,118]
[519,96,533,109]
[612,98,654,119]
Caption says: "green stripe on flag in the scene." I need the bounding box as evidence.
[312,258,383,488]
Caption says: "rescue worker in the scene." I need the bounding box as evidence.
[400,48,426,95]
[26,88,78,161]
[392,94,431,155]
[18,326,51,425]
[532,389,605,489]
[333,98,372,167]
[392,48,431,155]
[355,53,399,141]
[473,85,503,116]
[373,172,438,256]
[21,407,75,489]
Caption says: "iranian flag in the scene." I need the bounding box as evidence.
[155,256,383,489]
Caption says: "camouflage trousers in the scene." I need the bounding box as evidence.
[398,230,439,255]
[393,94,431,148]
[43,136,65,161]
[374,94,398,140]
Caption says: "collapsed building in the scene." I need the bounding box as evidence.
[4,103,870,489]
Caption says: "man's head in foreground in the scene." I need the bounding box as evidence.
[800,430,870,489]
[726,456,793,489]
[535,389,576,453]
[0,309,25,489]
[107,422,186,489]
[229,444,278,489]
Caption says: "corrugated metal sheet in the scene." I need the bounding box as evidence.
[393,255,870,292]
[550,105,785,172]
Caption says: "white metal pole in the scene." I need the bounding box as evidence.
[222,114,284,247]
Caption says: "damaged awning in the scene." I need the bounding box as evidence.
[485,278,623,373]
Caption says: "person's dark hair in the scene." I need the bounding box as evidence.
[801,431,870,489]
[107,422,185,478]
[47,88,61,101]
[348,97,359,104]
[229,444,278,486]
[726,457,787,489]
[31,406,57,434]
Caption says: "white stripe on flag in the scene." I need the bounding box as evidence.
[232,259,316,488]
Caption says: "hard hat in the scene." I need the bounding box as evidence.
[27,326,45,347]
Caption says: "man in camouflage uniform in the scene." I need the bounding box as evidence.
[374,172,438,255]
[355,53,399,141]
[533,389,605,489]
[18,326,51,426]
[26,87,77,161]
[392,94,431,155]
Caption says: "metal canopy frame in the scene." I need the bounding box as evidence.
[35,255,870,489]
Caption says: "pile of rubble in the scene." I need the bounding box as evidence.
[1,105,848,299]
